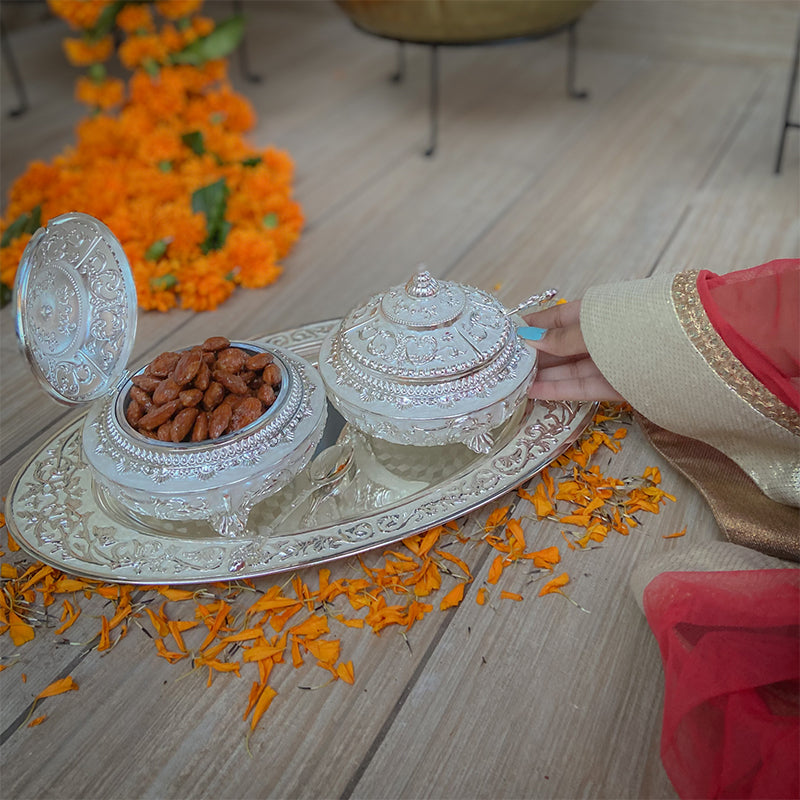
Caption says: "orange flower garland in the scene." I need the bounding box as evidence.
[0,1,302,312]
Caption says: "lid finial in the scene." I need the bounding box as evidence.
[405,265,439,298]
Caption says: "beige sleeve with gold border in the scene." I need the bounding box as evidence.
[580,271,800,508]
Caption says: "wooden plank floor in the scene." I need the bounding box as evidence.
[1,2,798,798]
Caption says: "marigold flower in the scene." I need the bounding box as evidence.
[159,22,186,54]
[222,228,281,289]
[48,0,112,31]
[75,75,125,109]
[188,14,215,38]
[118,33,169,69]
[116,3,155,34]
[176,255,234,311]
[0,234,32,287]
[63,34,113,66]
[1,2,302,312]
[156,0,203,21]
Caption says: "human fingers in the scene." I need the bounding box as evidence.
[527,359,624,402]
[518,319,588,359]
[535,351,586,370]
[533,358,606,383]
[518,300,589,359]
[521,298,581,330]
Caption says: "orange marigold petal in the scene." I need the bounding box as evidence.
[439,582,465,611]
[538,573,570,597]
[36,676,78,700]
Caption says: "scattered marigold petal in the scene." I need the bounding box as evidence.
[334,614,364,629]
[403,527,442,558]
[156,587,196,602]
[1,563,18,579]
[97,616,111,652]
[484,506,510,532]
[54,599,81,635]
[487,554,504,585]
[9,611,34,646]
[435,549,472,580]
[524,546,561,571]
[336,661,355,684]
[476,587,488,605]
[28,715,47,727]
[36,676,78,699]
[250,684,278,730]
[643,466,662,484]
[539,573,570,597]
[243,681,260,721]
[303,637,340,666]
[412,560,441,597]
[198,601,231,650]
[155,638,187,664]
[500,591,523,601]
[289,614,329,640]
[145,607,169,638]
[439,582,465,611]
[663,527,687,539]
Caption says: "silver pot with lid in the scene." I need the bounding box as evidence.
[318,267,539,454]
[13,212,327,538]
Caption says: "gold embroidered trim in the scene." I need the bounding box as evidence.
[671,271,800,435]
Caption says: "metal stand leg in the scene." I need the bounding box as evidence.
[391,42,406,82]
[775,20,800,174]
[232,0,261,83]
[1,21,29,117]
[566,21,588,100]
[425,44,439,157]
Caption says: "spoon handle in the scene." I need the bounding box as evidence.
[504,288,558,318]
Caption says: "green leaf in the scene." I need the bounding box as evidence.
[88,0,125,41]
[158,160,173,173]
[88,62,107,83]
[143,57,159,77]
[170,16,245,66]
[150,274,178,292]
[242,156,262,168]
[262,213,279,229]
[1,205,41,248]
[191,178,231,253]
[145,239,169,261]
[181,131,205,155]
[0,282,11,308]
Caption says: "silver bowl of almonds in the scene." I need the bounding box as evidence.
[14,213,326,538]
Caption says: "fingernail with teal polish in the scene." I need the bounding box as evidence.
[517,326,547,341]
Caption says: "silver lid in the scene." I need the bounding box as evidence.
[14,212,137,406]
[336,267,512,384]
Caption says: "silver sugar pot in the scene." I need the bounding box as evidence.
[318,268,544,454]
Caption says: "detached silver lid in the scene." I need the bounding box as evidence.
[14,212,137,406]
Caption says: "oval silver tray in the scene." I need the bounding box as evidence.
[5,320,596,584]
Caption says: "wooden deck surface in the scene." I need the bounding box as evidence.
[1,2,798,798]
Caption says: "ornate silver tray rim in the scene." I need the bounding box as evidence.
[5,320,596,585]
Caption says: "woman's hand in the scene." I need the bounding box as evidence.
[518,300,624,402]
